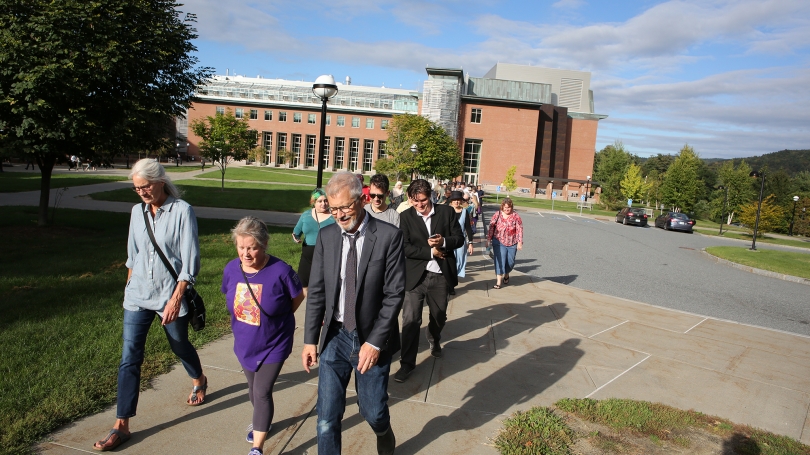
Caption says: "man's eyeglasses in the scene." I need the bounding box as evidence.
[369,193,386,200]
[132,183,155,193]
[328,198,360,215]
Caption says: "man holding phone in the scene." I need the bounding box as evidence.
[395,179,464,382]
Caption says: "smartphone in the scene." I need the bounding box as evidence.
[429,234,440,239]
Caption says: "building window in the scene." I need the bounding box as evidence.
[322,136,331,168]
[264,110,272,121]
[366,118,374,129]
[334,137,345,169]
[348,138,359,171]
[351,117,360,128]
[291,134,302,167]
[377,141,387,160]
[263,132,273,164]
[235,108,244,119]
[293,113,302,123]
[337,115,345,127]
[308,114,316,124]
[305,135,317,168]
[463,139,482,185]
[470,108,482,124]
[326,115,331,126]
[279,111,287,122]
[216,106,225,115]
[380,119,389,130]
[276,133,288,166]
[250,109,258,120]
[363,140,374,172]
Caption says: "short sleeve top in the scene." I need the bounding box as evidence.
[221,256,302,371]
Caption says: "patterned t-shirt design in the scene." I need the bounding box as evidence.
[234,282,263,326]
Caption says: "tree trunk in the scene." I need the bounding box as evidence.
[220,163,225,190]
[37,154,56,226]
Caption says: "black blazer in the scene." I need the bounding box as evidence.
[304,215,406,354]
[400,203,465,291]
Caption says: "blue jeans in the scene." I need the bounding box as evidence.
[492,238,517,276]
[117,309,203,418]
[317,324,392,454]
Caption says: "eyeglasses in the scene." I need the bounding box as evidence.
[132,183,155,193]
[369,193,386,199]
[328,198,360,215]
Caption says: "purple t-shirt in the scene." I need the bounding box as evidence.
[221,256,302,372]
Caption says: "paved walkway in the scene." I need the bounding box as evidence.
[3,166,809,453]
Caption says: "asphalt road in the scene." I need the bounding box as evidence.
[482,206,810,337]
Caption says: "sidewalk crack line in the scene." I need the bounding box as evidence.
[585,355,651,399]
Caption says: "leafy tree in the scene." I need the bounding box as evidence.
[793,196,810,237]
[0,0,210,225]
[716,160,755,224]
[764,169,796,207]
[379,114,462,181]
[248,146,266,165]
[794,171,810,195]
[641,154,675,176]
[593,140,633,209]
[645,170,665,212]
[739,194,785,237]
[190,109,257,190]
[620,163,650,203]
[661,144,703,212]
[503,166,518,193]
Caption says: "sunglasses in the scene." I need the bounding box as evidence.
[369,193,386,199]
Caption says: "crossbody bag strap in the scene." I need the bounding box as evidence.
[142,203,179,281]
[239,262,276,319]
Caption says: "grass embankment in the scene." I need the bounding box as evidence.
[89,179,313,213]
[0,172,127,193]
[0,207,302,455]
[494,398,810,455]
[705,246,810,279]
[697,230,810,250]
[484,195,616,217]
[195,167,336,185]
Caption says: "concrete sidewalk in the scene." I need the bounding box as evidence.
[37,249,810,454]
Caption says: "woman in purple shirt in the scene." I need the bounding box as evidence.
[222,217,304,455]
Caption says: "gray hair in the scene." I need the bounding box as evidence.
[129,158,182,198]
[326,171,362,200]
[231,216,269,249]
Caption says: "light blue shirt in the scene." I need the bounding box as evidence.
[124,196,200,316]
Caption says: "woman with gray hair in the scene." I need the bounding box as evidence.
[94,158,206,451]
[222,217,304,455]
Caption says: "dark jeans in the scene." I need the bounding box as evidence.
[400,271,448,370]
[117,309,203,418]
[317,323,392,455]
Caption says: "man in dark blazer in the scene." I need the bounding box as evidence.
[395,179,464,382]
[302,171,405,455]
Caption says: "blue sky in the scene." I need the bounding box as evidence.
[182,0,809,159]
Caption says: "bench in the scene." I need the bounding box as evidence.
[577,201,593,211]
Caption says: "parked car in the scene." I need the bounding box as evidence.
[655,212,696,232]
[615,207,649,226]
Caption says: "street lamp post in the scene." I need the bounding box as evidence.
[409,143,418,182]
[584,176,591,201]
[718,185,729,235]
[789,195,800,236]
[175,141,180,167]
[749,170,766,251]
[312,75,339,189]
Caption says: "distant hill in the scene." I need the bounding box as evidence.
[727,149,810,176]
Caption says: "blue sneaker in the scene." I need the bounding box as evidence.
[246,423,271,443]
[248,448,263,455]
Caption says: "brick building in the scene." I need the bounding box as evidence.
[181,63,607,198]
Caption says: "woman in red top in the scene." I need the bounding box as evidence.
[486,198,523,289]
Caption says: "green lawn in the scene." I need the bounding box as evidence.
[0,172,127,193]
[485,195,617,217]
[0,206,302,455]
[89,179,313,213]
[696,230,810,250]
[195,166,336,185]
[706,246,810,279]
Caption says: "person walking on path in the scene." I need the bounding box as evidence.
[302,171,404,455]
[223,217,304,455]
[486,198,523,289]
[292,189,335,298]
[448,191,474,295]
[395,179,464,382]
[364,174,400,228]
[389,180,404,207]
[93,159,207,451]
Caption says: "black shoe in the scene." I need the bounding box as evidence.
[427,334,442,358]
[376,426,396,455]
[448,288,456,295]
[393,366,413,383]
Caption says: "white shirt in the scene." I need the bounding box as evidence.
[336,212,369,322]
[416,204,444,274]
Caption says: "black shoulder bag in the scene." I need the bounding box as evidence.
[142,204,206,331]
[239,261,295,321]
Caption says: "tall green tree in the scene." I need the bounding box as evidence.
[661,144,703,212]
[0,0,210,225]
[378,114,462,181]
[716,160,754,224]
[641,153,675,176]
[620,162,650,203]
[593,140,633,209]
[503,166,518,192]
[739,194,785,237]
[190,109,257,190]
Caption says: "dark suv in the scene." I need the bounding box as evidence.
[615,207,649,226]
